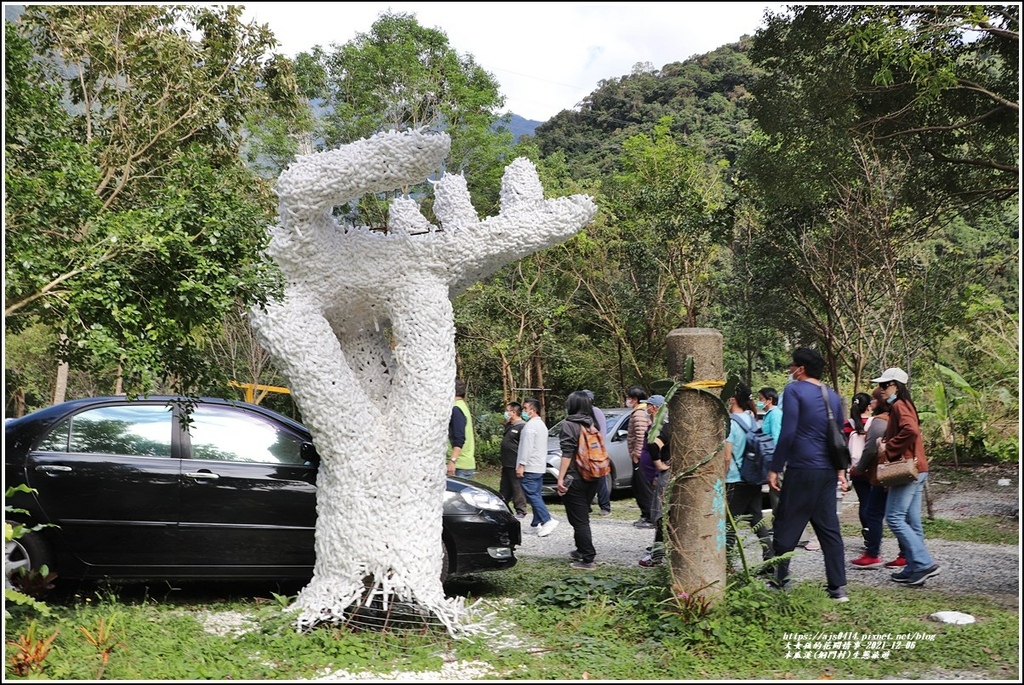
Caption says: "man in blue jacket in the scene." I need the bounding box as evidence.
[767,348,850,602]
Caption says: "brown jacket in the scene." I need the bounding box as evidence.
[880,398,928,476]
[626,404,651,463]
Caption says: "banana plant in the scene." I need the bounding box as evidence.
[927,363,983,468]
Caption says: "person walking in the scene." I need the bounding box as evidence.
[517,397,558,537]
[848,387,906,569]
[556,390,602,569]
[447,378,476,479]
[639,395,671,567]
[584,389,613,517]
[758,387,782,443]
[872,367,939,586]
[758,386,782,544]
[768,347,850,602]
[499,401,528,519]
[725,383,773,569]
[625,385,655,528]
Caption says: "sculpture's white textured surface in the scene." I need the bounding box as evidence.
[250,129,596,634]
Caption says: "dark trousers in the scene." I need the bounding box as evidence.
[632,462,654,520]
[595,473,611,512]
[851,475,904,559]
[726,482,772,562]
[773,468,847,590]
[499,465,527,515]
[562,476,601,563]
[851,475,885,556]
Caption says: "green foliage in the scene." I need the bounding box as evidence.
[470,411,505,467]
[921,358,1019,463]
[524,574,635,609]
[6,619,60,677]
[5,485,56,618]
[3,549,1019,681]
[921,516,1018,546]
[749,5,1018,212]
[5,5,301,401]
[293,11,514,222]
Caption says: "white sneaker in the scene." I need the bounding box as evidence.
[537,519,559,537]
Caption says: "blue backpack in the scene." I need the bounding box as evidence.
[731,414,775,486]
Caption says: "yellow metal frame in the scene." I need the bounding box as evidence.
[228,381,291,405]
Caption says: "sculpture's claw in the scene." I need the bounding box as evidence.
[432,173,478,232]
[389,197,436,236]
[499,158,545,216]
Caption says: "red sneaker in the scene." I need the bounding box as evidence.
[850,554,883,569]
[884,555,907,568]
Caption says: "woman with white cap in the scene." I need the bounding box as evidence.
[872,367,939,587]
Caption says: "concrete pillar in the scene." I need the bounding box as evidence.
[665,327,726,605]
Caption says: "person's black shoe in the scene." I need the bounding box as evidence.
[569,549,583,561]
[904,564,940,586]
[890,569,913,583]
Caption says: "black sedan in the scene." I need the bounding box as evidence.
[4,396,520,589]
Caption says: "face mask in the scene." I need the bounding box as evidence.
[756,401,765,411]
[787,373,795,383]
[886,394,897,405]
[503,411,510,420]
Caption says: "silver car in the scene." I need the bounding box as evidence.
[543,407,634,496]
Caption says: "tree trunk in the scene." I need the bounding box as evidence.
[665,327,726,607]
[52,360,69,405]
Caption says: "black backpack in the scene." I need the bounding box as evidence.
[731,414,775,486]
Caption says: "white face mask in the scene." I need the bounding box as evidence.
[787,373,795,383]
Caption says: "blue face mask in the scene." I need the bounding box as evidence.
[503,411,510,420]
[886,394,897,405]
[755,400,765,411]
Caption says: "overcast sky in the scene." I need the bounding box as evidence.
[240,2,786,122]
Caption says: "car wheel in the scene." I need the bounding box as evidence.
[4,525,52,591]
[440,542,451,584]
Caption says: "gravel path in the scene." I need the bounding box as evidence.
[514,467,1020,609]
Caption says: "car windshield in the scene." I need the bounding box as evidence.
[547,408,627,437]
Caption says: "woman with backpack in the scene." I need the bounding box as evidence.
[725,382,773,569]
[556,390,603,570]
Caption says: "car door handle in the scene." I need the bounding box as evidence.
[184,471,220,480]
[35,465,72,473]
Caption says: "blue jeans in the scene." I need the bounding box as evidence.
[455,468,475,480]
[519,472,552,527]
[884,471,934,572]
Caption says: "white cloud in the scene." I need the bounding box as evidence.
[241,2,784,122]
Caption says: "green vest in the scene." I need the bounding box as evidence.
[450,398,476,469]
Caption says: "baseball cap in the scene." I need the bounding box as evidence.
[648,394,666,408]
[871,367,909,385]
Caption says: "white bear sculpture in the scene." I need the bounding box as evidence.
[249,129,597,634]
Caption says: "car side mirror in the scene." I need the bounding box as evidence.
[614,429,628,441]
[301,442,320,467]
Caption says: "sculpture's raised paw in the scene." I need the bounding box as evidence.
[498,158,545,215]
[432,173,478,232]
[276,129,452,218]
